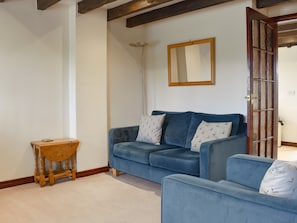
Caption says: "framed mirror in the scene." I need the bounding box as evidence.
[168,38,215,86]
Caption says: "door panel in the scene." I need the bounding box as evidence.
[246,7,278,159]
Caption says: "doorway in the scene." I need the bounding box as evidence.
[277,19,297,161]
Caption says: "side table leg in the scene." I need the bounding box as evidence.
[65,159,69,172]
[34,147,39,183]
[49,160,54,186]
[58,161,63,172]
[71,153,76,180]
[39,157,46,187]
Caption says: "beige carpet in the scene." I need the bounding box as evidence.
[0,172,161,223]
[278,146,297,161]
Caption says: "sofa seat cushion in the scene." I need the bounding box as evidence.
[113,142,176,165]
[219,180,257,192]
[150,148,200,176]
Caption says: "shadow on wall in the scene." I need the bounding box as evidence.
[1,0,69,37]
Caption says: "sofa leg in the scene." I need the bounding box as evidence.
[111,168,120,177]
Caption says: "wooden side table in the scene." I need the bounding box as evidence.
[31,138,79,187]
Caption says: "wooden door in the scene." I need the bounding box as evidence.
[246,7,278,159]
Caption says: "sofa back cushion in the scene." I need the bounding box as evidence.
[152,111,245,149]
[185,112,245,148]
[152,111,192,148]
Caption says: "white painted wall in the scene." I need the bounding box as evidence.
[76,9,108,171]
[0,1,71,181]
[144,1,250,115]
[2,0,295,182]
[107,19,145,128]
[107,1,252,131]
[278,47,297,143]
[0,0,108,181]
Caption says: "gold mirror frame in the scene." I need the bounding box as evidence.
[168,38,215,86]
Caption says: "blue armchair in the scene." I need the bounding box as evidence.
[161,154,297,223]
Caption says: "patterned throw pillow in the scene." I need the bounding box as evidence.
[136,114,166,145]
[259,160,297,199]
[190,121,232,152]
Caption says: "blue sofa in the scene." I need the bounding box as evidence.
[162,154,297,223]
[109,110,247,183]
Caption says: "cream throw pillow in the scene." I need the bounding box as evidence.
[191,121,232,152]
[259,160,297,199]
[136,114,165,145]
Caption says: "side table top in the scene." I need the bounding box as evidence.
[31,138,79,147]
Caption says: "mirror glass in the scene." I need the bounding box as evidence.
[168,38,215,86]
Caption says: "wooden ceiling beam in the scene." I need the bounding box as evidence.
[278,35,297,47]
[256,0,289,8]
[37,0,61,10]
[278,22,297,32]
[278,30,297,37]
[78,0,117,14]
[126,0,234,28]
[108,0,174,21]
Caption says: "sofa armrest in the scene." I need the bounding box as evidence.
[199,135,247,181]
[226,154,274,190]
[108,126,139,166]
[161,174,297,223]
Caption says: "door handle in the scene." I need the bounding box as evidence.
[245,95,258,101]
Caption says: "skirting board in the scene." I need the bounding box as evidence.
[76,166,110,178]
[0,176,35,190]
[0,166,109,189]
[282,141,297,147]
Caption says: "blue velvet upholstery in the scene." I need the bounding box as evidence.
[113,142,176,164]
[108,126,139,167]
[162,112,192,147]
[152,111,192,146]
[218,180,257,191]
[150,148,200,176]
[199,135,247,181]
[109,110,247,183]
[161,154,297,223]
[226,154,274,190]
